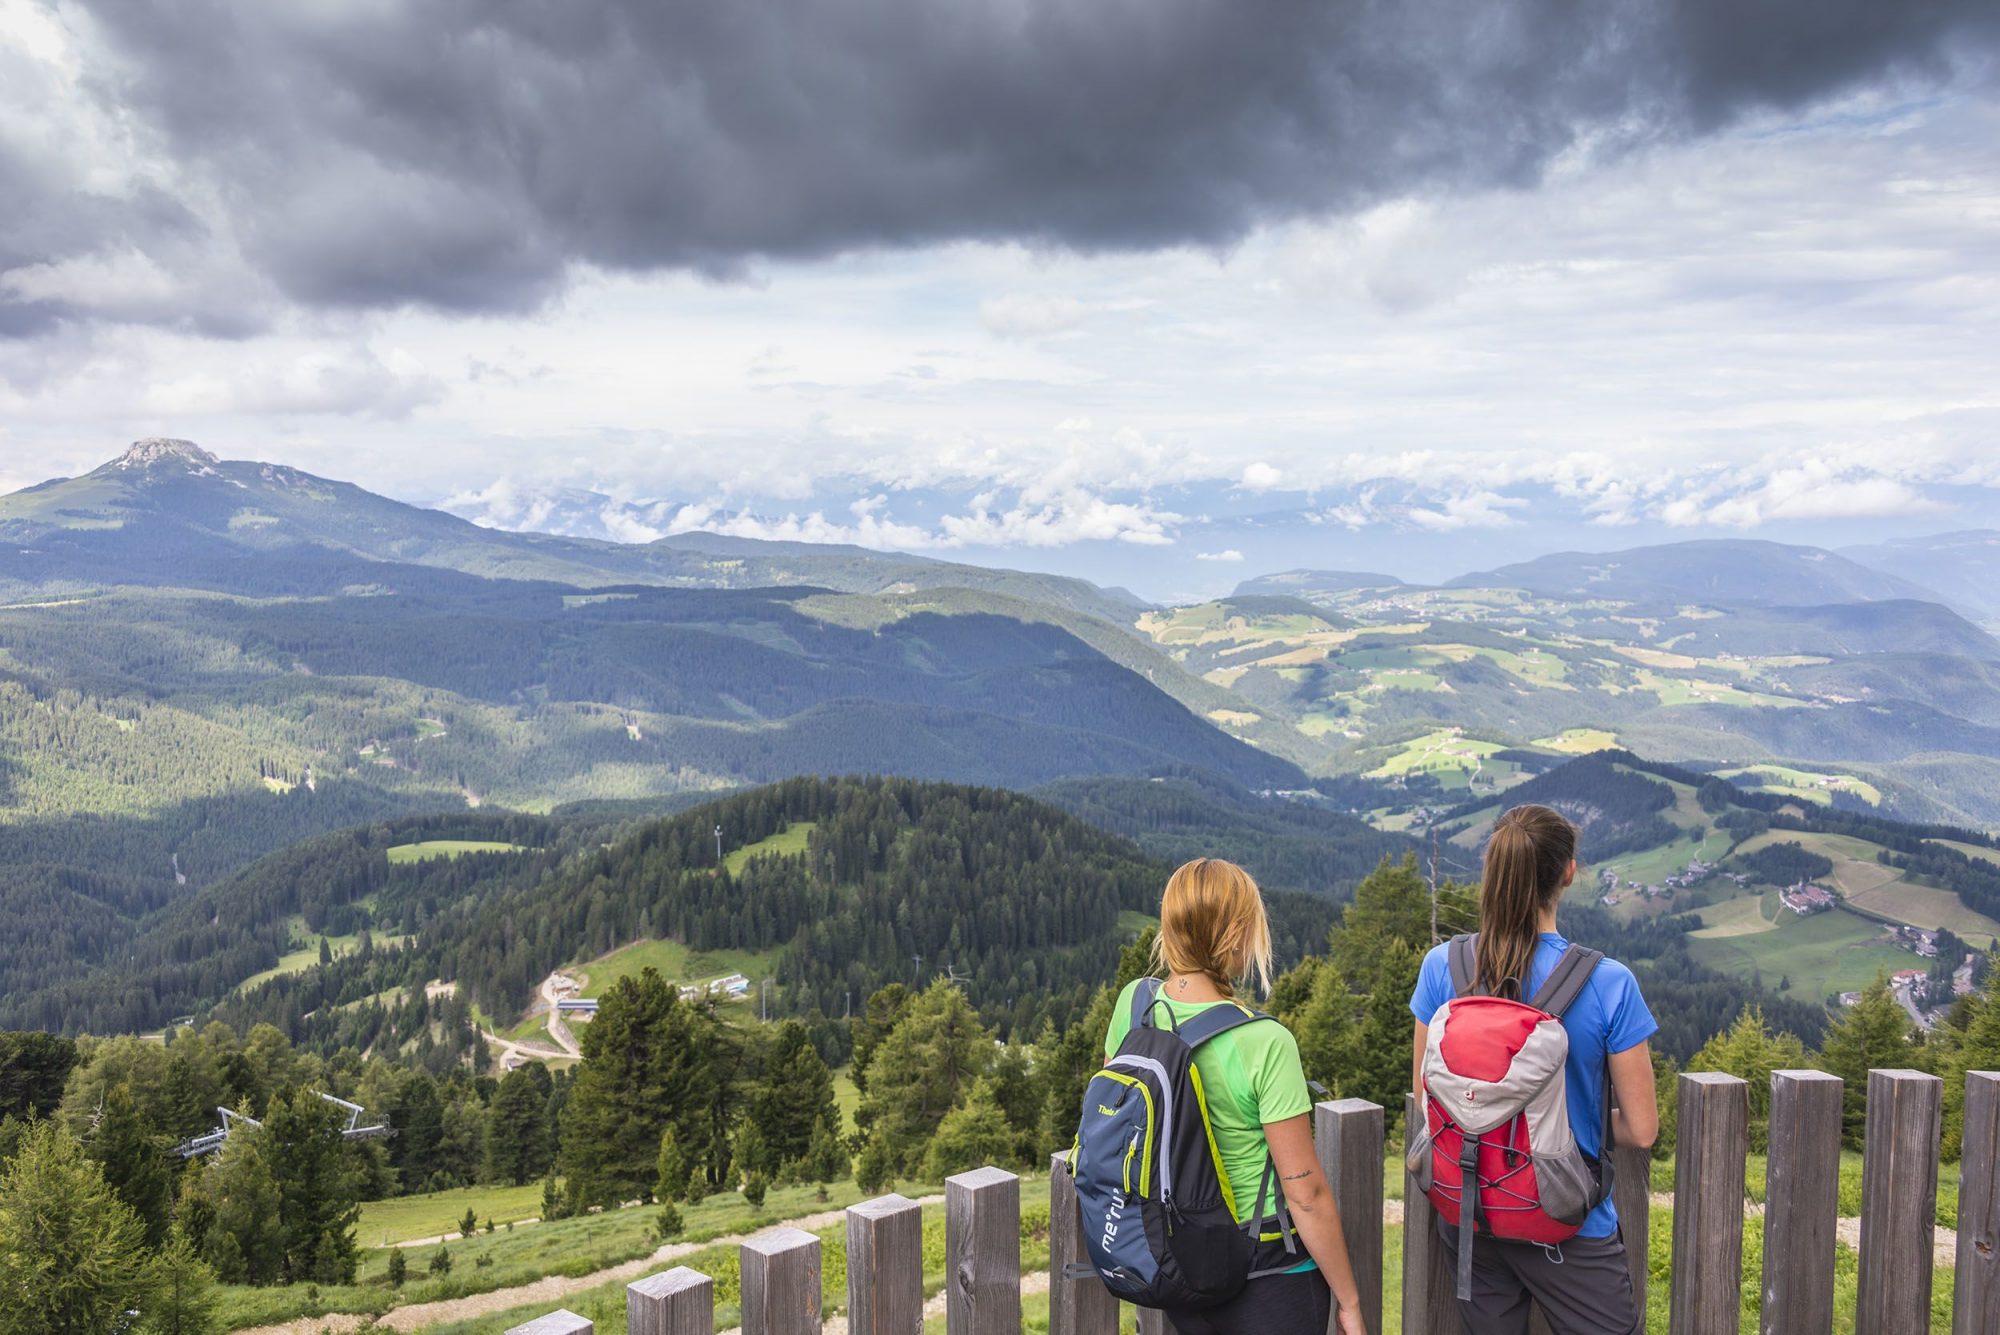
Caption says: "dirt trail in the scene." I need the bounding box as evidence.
[232,1196,945,1335]
[478,975,583,1068]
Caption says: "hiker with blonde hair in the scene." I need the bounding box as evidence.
[1090,857,1367,1335]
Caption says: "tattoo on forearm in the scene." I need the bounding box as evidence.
[1281,1169,1311,1181]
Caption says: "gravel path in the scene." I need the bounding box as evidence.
[232,1197,946,1335]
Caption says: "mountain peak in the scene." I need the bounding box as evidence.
[108,438,220,473]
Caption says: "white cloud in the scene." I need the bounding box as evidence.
[1240,462,1283,492]
[1196,548,1245,562]
[1406,491,1528,531]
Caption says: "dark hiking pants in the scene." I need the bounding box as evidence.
[1163,1269,1333,1335]
[1436,1224,1642,1335]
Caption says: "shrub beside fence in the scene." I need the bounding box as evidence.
[508,1066,1999,1335]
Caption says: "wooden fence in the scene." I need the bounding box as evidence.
[509,1067,2000,1335]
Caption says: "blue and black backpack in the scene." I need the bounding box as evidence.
[1063,979,1302,1310]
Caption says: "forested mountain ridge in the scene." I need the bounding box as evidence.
[0,437,1305,907]
[20,776,1352,1046]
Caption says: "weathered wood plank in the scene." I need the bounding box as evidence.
[504,1313,593,1335]
[1956,1071,2000,1335]
[1669,1072,1749,1335]
[1762,1070,1842,1335]
[1857,1069,1942,1335]
[1612,1143,1651,1313]
[740,1227,822,1335]
[1401,1093,1457,1335]
[848,1194,923,1335]
[627,1266,713,1335]
[1317,1098,1384,1335]
[1135,1308,1168,1335]
[946,1167,1020,1335]
[1050,1152,1118,1335]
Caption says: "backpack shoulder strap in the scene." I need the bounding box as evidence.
[1446,933,1480,997]
[1177,1001,1273,1050]
[1131,977,1167,1030]
[1526,945,1604,1018]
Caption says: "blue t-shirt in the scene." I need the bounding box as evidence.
[1409,932,1658,1238]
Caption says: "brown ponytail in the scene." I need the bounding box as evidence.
[1475,804,1577,999]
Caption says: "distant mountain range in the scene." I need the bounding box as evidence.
[0,439,1142,621]
[8,439,2000,1040]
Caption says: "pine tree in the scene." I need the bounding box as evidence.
[540,1170,568,1222]
[459,1207,478,1239]
[921,1078,1016,1180]
[428,1243,452,1276]
[741,1172,768,1210]
[654,1127,690,1205]
[560,969,742,1208]
[386,1246,407,1288]
[1819,979,1919,1148]
[141,1225,221,1335]
[803,1114,848,1200]
[854,981,994,1176]
[747,1022,837,1170]
[654,1200,684,1241]
[483,1067,553,1186]
[88,1082,174,1247]
[262,1087,361,1284]
[733,1120,771,1182]
[0,1120,157,1335]
[190,1128,283,1284]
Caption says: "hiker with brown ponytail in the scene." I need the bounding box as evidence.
[1097,858,1368,1335]
[1407,805,1660,1335]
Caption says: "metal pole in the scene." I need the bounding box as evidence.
[714,825,723,866]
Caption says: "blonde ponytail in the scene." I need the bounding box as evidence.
[1151,858,1275,997]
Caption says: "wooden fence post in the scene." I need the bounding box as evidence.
[1761,1070,1842,1335]
[1050,1152,1118,1335]
[505,1314,592,1335]
[848,1194,922,1335]
[1136,1309,1168,1335]
[1612,1143,1651,1314]
[627,1267,713,1335]
[1956,1071,2000,1335]
[946,1167,1020,1335]
[741,1227,822,1335]
[1857,1069,1942,1335]
[1317,1098,1384,1335]
[1669,1072,1748,1335]
[1401,1092,1457,1335]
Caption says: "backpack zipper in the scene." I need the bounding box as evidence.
[1106,1054,1173,1202]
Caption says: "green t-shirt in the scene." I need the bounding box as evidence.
[1103,978,1313,1227]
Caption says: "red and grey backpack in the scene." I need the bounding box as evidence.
[1409,933,1613,1300]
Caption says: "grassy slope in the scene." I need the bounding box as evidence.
[358,1182,546,1245]
[722,822,815,874]
[387,840,529,864]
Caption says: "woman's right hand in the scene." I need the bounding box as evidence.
[1334,1301,1367,1335]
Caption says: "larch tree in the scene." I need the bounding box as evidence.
[0,1120,157,1335]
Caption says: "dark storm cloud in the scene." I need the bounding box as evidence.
[38,0,2000,321]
